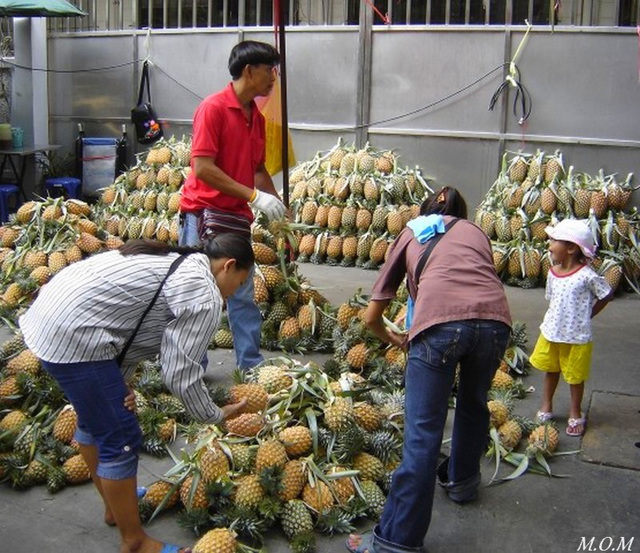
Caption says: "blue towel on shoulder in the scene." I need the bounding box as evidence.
[406,214,445,244]
[405,214,445,329]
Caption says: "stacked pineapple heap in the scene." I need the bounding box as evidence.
[92,136,188,243]
[328,288,554,472]
[215,220,337,354]
[283,139,433,269]
[0,196,124,327]
[138,357,407,553]
[475,150,640,292]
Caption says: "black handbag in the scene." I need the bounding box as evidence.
[131,60,163,144]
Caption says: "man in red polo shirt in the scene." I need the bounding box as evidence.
[180,40,285,371]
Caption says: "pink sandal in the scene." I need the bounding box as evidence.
[536,410,554,423]
[566,417,586,437]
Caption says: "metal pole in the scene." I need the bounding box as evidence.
[356,0,373,148]
[276,0,290,207]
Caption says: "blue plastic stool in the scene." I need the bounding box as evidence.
[0,184,19,223]
[45,177,82,199]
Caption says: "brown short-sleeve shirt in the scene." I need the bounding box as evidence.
[370,217,512,341]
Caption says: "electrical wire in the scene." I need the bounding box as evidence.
[1,55,523,131]
[488,64,533,125]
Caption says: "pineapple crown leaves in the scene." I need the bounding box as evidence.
[288,532,317,553]
[257,464,285,497]
[175,506,214,537]
[315,506,357,536]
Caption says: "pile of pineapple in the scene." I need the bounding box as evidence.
[475,150,640,292]
[93,136,188,243]
[0,196,124,327]
[284,139,433,268]
[213,258,336,354]
[138,357,405,553]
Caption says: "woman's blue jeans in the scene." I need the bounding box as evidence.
[179,212,264,369]
[41,359,142,480]
[377,319,510,549]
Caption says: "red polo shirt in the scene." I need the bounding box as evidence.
[180,83,266,222]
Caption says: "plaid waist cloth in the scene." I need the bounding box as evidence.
[197,208,252,240]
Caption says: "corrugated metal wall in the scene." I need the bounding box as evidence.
[47,25,640,209]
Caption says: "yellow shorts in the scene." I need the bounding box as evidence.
[530,334,593,385]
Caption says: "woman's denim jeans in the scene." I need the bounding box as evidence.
[42,359,142,480]
[179,212,264,370]
[377,319,510,549]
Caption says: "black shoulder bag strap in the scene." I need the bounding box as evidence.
[137,60,152,107]
[117,255,187,366]
[413,218,461,285]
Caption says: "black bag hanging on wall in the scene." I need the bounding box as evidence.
[131,61,163,144]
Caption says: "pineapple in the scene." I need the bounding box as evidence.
[368,236,389,265]
[225,413,264,437]
[193,528,237,553]
[498,420,523,449]
[0,376,21,405]
[228,383,268,414]
[199,445,231,483]
[261,266,285,291]
[234,474,265,507]
[141,480,180,511]
[279,426,313,457]
[281,499,314,539]
[279,459,306,501]
[76,232,102,254]
[540,185,557,214]
[386,209,404,236]
[360,480,386,518]
[257,365,293,393]
[353,452,385,481]
[491,370,515,390]
[341,204,358,230]
[62,454,91,484]
[279,317,301,341]
[487,399,509,428]
[353,402,384,431]
[337,303,359,331]
[527,424,559,455]
[253,242,278,265]
[327,466,356,503]
[52,405,77,444]
[327,205,343,231]
[213,328,234,349]
[339,153,356,176]
[314,204,330,227]
[508,155,528,183]
[323,397,355,432]
[6,349,41,377]
[253,275,270,304]
[180,475,209,510]
[375,152,395,174]
[0,410,27,433]
[326,236,343,263]
[346,343,369,370]
[302,481,334,512]
[300,201,318,225]
[255,439,288,471]
[544,152,564,184]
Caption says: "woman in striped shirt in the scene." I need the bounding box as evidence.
[19,234,253,553]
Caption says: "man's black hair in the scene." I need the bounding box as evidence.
[228,41,280,80]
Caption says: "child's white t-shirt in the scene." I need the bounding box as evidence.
[540,264,611,344]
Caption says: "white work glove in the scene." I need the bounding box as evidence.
[250,189,286,221]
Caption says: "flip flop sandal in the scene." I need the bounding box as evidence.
[536,411,554,423]
[346,531,375,553]
[160,544,192,553]
[566,417,586,437]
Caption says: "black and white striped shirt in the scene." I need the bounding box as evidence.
[19,250,224,423]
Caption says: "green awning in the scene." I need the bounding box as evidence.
[0,0,86,17]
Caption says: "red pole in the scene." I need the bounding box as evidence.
[275,0,289,207]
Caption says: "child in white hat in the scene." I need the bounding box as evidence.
[530,218,613,437]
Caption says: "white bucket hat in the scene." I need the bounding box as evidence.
[544,219,597,259]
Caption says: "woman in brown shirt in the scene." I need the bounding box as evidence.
[347,187,512,553]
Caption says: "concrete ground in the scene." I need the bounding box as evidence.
[0,263,638,553]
